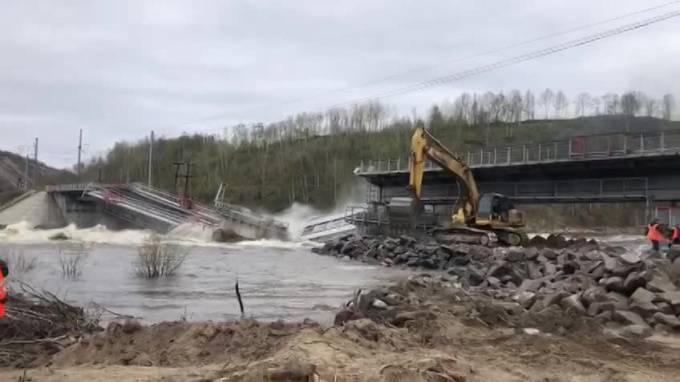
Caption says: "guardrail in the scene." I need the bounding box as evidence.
[214,200,289,229]
[45,183,103,192]
[489,177,648,199]
[356,130,680,174]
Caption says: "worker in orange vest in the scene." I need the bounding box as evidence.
[670,225,680,249]
[646,219,665,251]
[0,258,7,318]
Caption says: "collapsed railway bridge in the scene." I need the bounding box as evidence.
[0,183,288,240]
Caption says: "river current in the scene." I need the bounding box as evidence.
[0,222,648,325]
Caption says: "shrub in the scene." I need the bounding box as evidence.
[1,249,37,275]
[59,246,87,280]
[134,234,188,279]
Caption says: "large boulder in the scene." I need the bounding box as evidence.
[629,288,659,317]
[653,312,680,329]
[540,248,558,260]
[604,277,624,292]
[506,248,525,262]
[619,324,653,339]
[622,271,647,294]
[658,291,680,309]
[560,294,586,314]
[601,254,618,272]
[527,262,543,280]
[399,235,416,247]
[613,310,648,327]
[620,252,642,265]
[580,286,608,307]
[647,273,677,293]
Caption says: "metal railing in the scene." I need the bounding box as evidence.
[45,183,103,192]
[372,177,648,204]
[491,177,648,199]
[214,200,289,229]
[344,205,382,226]
[356,130,680,174]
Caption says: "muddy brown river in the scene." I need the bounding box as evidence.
[0,223,648,324]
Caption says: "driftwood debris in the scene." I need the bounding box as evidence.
[0,282,101,367]
[235,279,244,316]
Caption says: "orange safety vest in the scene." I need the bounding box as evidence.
[647,224,664,241]
[0,272,5,318]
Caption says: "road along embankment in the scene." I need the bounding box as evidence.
[315,234,680,338]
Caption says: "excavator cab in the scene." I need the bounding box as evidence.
[476,193,524,228]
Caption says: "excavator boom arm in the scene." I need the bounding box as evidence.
[409,126,480,219]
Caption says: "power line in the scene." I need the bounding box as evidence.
[172,1,680,133]
[279,0,680,107]
[327,8,680,109]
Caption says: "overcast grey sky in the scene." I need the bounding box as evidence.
[1,1,679,168]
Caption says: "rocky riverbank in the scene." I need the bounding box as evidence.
[316,234,680,338]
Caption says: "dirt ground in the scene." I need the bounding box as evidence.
[2,277,680,381]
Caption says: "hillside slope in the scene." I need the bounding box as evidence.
[72,115,678,213]
[0,151,75,204]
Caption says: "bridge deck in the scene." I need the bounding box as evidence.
[42,183,288,239]
[356,130,680,177]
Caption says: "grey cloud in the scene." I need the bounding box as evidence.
[0,0,678,168]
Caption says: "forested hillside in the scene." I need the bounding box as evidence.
[76,90,678,213]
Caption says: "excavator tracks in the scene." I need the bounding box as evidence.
[433,227,528,247]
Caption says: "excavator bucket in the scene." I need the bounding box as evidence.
[387,197,422,228]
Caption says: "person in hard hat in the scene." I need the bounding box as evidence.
[646,219,665,251]
[0,258,7,318]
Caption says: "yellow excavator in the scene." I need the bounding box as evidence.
[404,125,527,246]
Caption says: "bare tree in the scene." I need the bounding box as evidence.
[620,92,641,116]
[428,105,445,135]
[591,97,602,115]
[575,92,592,116]
[644,97,659,117]
[508,90,523,123]
[488,92,505,122]
[523,90,535,120]
[231,124,249,146]
[554,91,569,118]
[602,93,620,115]
[471,97,480,126]
[663,93,675,120]
[459,93,472,123]
[539,88,554,118]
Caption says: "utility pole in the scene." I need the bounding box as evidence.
[33,138,39,187]
[183,162,193,200]
[173,162,183,194]
[77,129,83,179]
[23,153,29,191]
[147,130,154,187]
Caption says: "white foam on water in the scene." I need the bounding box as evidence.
[272,202,327,240]
[167,222,214,242]
[596,234,643,243]
[0,221,152,245]
[0,220,324,249]
[230,238,321,250]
